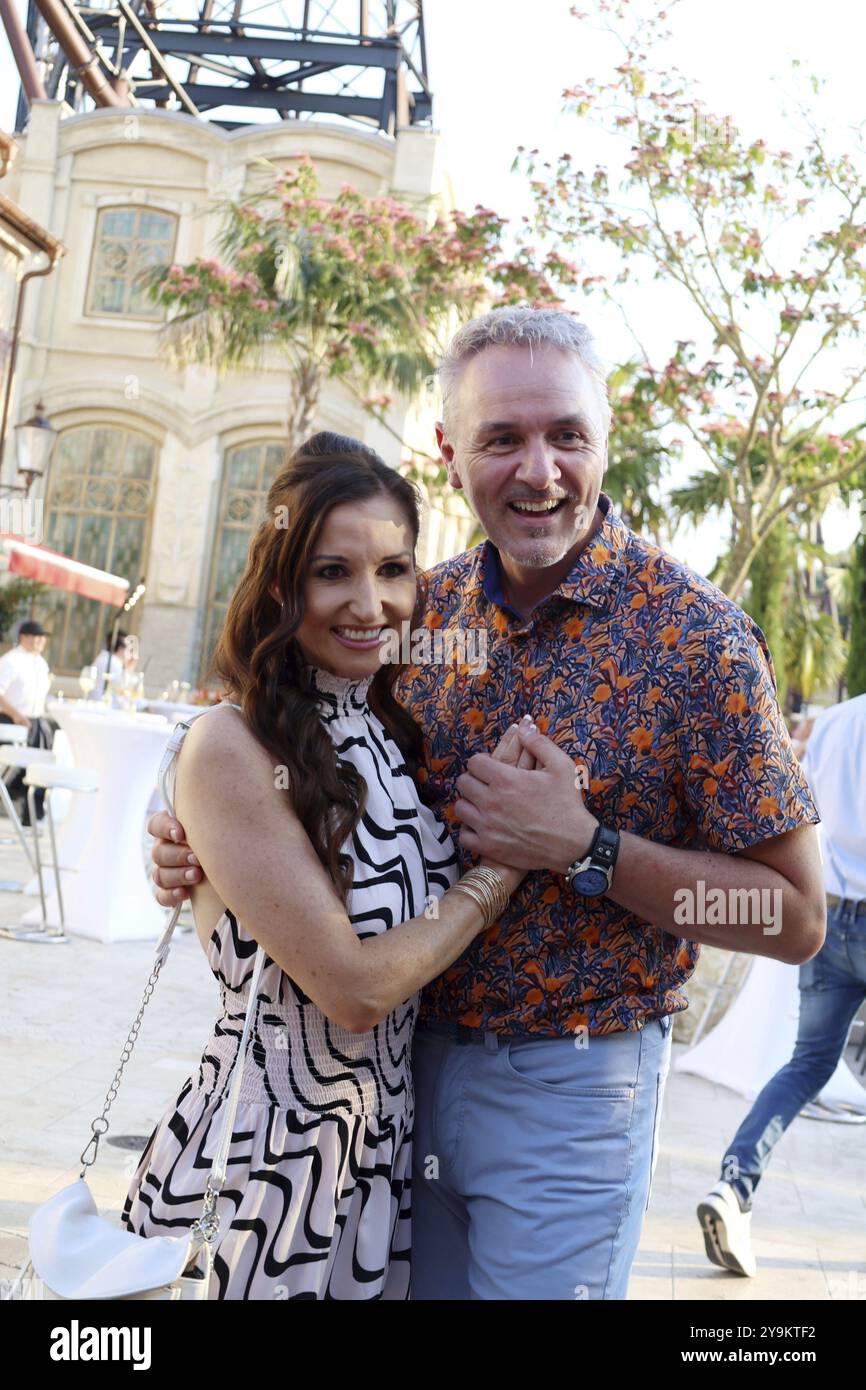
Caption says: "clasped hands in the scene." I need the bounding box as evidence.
[457,718,599,876]
[147,717,600,908]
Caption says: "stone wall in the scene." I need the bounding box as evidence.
[674,946,754,1045]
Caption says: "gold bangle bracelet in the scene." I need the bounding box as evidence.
[470,867,509,919]
[451,880,487,922]
[451,867,508,930]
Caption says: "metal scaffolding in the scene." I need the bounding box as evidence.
[4,0,432,132]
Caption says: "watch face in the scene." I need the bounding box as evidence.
[571,867,608,897]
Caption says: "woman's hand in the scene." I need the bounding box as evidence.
[459,725,599,874]
[477,718,538,891]
[489,718,538,773]
[148,810,202,906]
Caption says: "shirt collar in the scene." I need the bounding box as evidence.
[471,493,630,617]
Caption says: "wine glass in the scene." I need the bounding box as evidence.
[119,667,138,712]
[79,665,98,700]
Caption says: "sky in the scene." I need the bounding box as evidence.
[1,0,864,565]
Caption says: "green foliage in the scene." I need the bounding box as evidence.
[845,531,866,696]
[742,518,791,704]
[0,579,47,643]
[783,596,847,706]
[520,0,866,599]
[149,156,574,460]
[604,362,676,538]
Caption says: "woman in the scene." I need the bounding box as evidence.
[123,432,534,1299]
[92,628,135,701]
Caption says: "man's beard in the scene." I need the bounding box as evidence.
[498,537,571,570]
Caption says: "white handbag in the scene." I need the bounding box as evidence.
[6,715,266,1302]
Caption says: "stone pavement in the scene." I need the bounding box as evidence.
[0,819,863,1301]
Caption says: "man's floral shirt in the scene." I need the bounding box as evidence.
[393,495,819,1037]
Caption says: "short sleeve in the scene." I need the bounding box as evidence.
[0,653,13,695]
[679,615,820,852]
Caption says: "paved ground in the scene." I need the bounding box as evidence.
[0,819,863,1301]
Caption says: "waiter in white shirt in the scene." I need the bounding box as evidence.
[699,692,866,1278]
[0,619,55,822]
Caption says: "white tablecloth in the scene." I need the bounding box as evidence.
[145,700,209,722]
[675,954,866,1111]
[22,703,172,942]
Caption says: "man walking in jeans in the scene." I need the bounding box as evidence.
[699,692,866,1277]
[148,307,826,1299]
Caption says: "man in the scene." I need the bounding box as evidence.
[148,307,825,1300]
[0,618,55,823]
[698,692,866,1278]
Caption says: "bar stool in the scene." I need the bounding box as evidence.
[0,763,98,944]
[0,744,56,885]
[0,724,31,851]
[0,725,29,749]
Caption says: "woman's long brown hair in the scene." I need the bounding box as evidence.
[213,431,428,904]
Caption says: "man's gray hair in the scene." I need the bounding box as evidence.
[438,306,611,432]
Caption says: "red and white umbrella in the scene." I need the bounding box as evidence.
[0,536,130,607]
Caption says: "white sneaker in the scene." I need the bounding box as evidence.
[697,1181,757,1277]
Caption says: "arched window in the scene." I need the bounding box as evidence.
[40,425,157,672]
[86,207,177,319]
[199,439,285,680]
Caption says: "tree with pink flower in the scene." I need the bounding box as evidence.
[151,156,572,466]
[520,0,866,606]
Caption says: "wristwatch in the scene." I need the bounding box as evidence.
[565,824,620,897]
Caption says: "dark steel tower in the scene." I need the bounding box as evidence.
[7,0,432,131]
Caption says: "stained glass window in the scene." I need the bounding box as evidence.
[39,426,157,672]
[199,440,285,680]
[86,207,176,319]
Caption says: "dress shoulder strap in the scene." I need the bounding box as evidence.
[158,701,243,818]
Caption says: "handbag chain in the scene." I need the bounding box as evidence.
[79,936,173,1177]
[76,711,266,1250]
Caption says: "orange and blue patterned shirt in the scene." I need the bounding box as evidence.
[393,493,820,1037]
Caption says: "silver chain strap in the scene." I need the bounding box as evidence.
[190,1185,221,1244]
[78,955,167,1177]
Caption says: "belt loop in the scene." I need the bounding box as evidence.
[483,1031,500,1053]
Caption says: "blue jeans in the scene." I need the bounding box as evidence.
[722,899,866,1210]
[410,1015,673,1300]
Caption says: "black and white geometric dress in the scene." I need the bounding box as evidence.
[122,667,459,1299]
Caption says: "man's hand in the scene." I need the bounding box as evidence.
[148,809,202,907]
[454,725,598,873]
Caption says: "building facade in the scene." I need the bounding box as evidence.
[2,102,474,684]
[0,126,63,503]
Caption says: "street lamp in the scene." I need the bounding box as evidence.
[13,401,57,496]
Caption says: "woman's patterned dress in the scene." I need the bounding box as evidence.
[122,667,459,1299]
